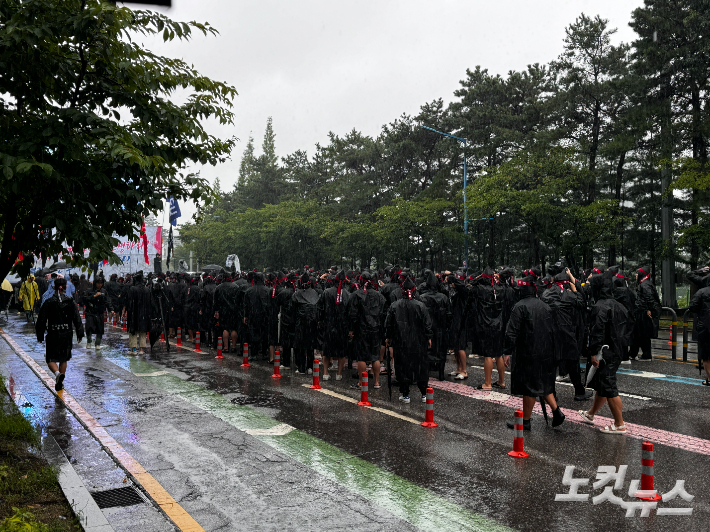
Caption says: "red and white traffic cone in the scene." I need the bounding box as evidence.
[421,387,438,427]
[176,327,182,347]
[508,410,529,458]
[271,350,282,378]
[112,314,117,327]
[160,331,165,342]
[215,337,224,359]
[104,310,108,323]
[635,441,662,501]
[241,343,251,367]
[357,371,371,406]
[194,331,202,353]
[122,317,127,331]
[310,358,321,389]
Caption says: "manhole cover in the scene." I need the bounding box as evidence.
[90,486,145,509]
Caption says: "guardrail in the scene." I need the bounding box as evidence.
[682,309,692,362]
[661,307,677,360]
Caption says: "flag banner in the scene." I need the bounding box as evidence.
[169,197,182,227]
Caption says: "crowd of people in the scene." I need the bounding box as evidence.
[28,262,710,434]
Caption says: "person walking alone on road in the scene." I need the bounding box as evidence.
[19,274,40,323]
[36,278,84,391]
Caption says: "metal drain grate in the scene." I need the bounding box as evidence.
[90,486,145,509]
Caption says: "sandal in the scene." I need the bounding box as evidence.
[373,384,381,389]
[577,410,595,425]
[476,384,493,390]
[600,424,626,435]
[454,374,468,380]
[448,371,459,376]
[702,379,710,386]
[492,382,506,389]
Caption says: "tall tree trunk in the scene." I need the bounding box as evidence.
[608,151,626,266]
[487,219,495,267]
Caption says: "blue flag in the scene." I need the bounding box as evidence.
[168,197,181,227]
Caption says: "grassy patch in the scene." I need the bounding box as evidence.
[0,377,80,531]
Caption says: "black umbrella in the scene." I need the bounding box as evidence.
[48,261,68,271]
[201,264,222,272]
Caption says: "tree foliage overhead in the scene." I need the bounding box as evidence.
[180,1,708,281]
[0,0,237,279]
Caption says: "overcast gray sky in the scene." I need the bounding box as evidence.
[132,0,644,225]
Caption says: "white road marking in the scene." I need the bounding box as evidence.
[245,423,295,436]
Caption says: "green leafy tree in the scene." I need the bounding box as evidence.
[0,0,236,280]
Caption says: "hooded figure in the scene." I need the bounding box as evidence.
[105,274,122,312]
[631,266,661,360]
[385,276,433,402]
[123,272,152,354]
[276,273,298,368]
[541,271,588,400]
[504,276,564,430]
[184,276,203,341]
[291,272,320,373]
[81,277,112,348]
[447,272,471,379]
[580,274,632,434]
[200,276,217,347]
[213,276,240,352]
[318,270,354,379]
[19,274,40,320]
[243,272,271,359]
[471,266,506,390]
[348,271,387,387]
[166,274,187,335]
[689,271,710,383]
[419,272,452,381]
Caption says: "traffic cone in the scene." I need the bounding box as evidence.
[122,318,127,331]
[271,350,282,378]
[112,315,117,327]
[176,327,182,347]
[357,371,371,406]
[241,343,251,367]
[310,358,321,389]
[104,310,108,323]
[635,441,662,501]
[160,331,165,342]
[194,331,202,353]
[421,387,438,427]
[215,337,224,359]
[508,410,529,458]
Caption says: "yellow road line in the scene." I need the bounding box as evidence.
[301,384,421,425]
[652,355,699,366]
[0,329,204,532]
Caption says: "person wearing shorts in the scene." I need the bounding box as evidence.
[689,270,710,385]
[579,274,632,434]
[36,278,84,391]
[350,272,386,388]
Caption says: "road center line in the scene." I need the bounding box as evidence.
[0,328,205,532]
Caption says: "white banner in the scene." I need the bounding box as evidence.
[7,227,163,282]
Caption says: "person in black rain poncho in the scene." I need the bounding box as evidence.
[541,268,591,401]
[472,267,505,390]
[385,275,433,403]
[688,268,710,385]
[36,277,84,391]
[213,276,240,353]
[276,273,298,369]
[447,271,471,380]
[318,270,352,382]
[504,276,565,430]
[419,272,451,382]
[200,276,217,348]
[184,276,202,342]
[243,272,271,360]
[105,274,122,321]
[122,272,152,355]
[81,277,112,349]
[630,266,661,360]
[292,273,320,374]
[350,271,386,387]
[612,271,636,364]
[578,273,632,434]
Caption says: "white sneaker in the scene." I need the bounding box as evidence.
[322,375,330,381]
[620,360,631,365]
[335,374,343,381]
[556,375,571,383]
[281,365,290,370]
[422,395,427,403]
[294,370,305,375]
[398,395,410,404]
[95,344,103,350]
[307,368,313,375]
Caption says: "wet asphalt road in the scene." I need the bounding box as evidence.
[1,313,708,532]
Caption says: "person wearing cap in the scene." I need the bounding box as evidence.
[630,266,661,360]
[578,270,632,434]
[184,275,203,342]
[472,267,506,390]
[276,272,298,369]
[81,276,112,349]
[504,275,565,430]
[318,270,352,381]
[36,277,84,391]
[105,274,122,321]
[542,268,592,400]
[385,275,433,403]
[291,273,320,374]
[612,271,636,364]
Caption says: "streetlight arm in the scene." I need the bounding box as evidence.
[420,125,466,144]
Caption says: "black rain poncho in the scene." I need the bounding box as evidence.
[419,273,451,376]
[243,274,271,353]
[504,278,556,397]
[125,278,152,334]
[291,284,320,352]
[448,275,471,352]
[472,268,503,358]
[200,279,217,332]
[318,272,353,359]
[213,281,240,331]
[634,267,661,340]
[385,279,433,386]
[184,280,203,331]
[81,281,112,336]
[541,274,584,361]
[36,292,84,363]
[349,275,386,362]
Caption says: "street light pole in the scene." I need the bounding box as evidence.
[420,126,468,271]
